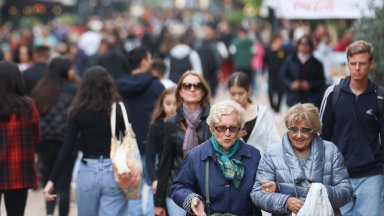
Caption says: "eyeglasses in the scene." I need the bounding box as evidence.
[287,127,313,135]
[181,82,203,91]
[214,125,241,133]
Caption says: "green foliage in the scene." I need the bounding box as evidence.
[354,5,384,85]
[225,9,245,27]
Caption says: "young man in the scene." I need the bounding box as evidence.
[116,47,165,216]
[320,40,384,216]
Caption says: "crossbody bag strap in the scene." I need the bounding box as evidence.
[205,159,211,214]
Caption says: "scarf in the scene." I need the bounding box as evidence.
[182,103,202,156]
[210,136,244,189]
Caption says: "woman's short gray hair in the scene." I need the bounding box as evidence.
[284,103,322,134]
[206,100,245,129]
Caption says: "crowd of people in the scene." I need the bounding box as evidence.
[0,8,383,216]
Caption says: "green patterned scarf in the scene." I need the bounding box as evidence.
[210,136,244,189]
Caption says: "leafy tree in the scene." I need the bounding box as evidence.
[354,4,384,85]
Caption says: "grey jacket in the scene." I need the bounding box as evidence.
[250,133,352,216]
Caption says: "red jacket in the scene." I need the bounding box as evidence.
[0,99,41,190]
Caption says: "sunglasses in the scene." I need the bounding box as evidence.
[215,125,241,133]
[181,82,203,91]
[287,127,313,135]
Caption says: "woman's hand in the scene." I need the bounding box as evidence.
[262,181,277,193]
[152,180,158,194]
[43,181,57,201]
[154,207,166,216]
[191,197,207,216]
[286,197,304,214]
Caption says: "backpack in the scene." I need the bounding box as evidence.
[332,79,384,120]
[169,52,192,83]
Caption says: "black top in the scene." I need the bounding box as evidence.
[145,119,166,183]
[49,107,124,182]
[243,117,256,143]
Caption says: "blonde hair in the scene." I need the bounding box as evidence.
[284,103,322,134]
[206,100,245,130]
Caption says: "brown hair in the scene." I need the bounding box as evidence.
[151,87,176,123]
[346,40,374,61]
[227,72,252,103]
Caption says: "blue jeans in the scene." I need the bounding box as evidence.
[341,174,384,216]
[76,158,128,216]
[128,155,154,216]
[166,197,186,216]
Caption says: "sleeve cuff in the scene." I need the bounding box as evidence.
[182,193,204,215]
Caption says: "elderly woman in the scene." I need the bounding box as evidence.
[250,103,352,216]
[171,100,262,216]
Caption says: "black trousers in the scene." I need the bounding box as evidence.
[0,188,28,216]
[41,140,77,216]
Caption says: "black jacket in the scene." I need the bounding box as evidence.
[154,105,211,208]
[280,54,325,108]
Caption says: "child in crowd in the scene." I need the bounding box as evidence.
[146,87,177,194]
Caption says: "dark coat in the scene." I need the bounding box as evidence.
[116,72,164,154]
[280,54,325,108]
[171,139,262,216]
[320,77,384,178]
[23,63,47,95]
[154,106,211,208]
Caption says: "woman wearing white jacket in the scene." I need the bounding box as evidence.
[227,72,281,154]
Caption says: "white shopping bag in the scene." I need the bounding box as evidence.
[293,183,334,216]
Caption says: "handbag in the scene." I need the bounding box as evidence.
[293,183,334,216]
[205,160,236,216]
[110,102,143,200]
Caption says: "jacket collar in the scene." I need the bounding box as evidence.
[282,133,325,183]
[340,76,376,94]
[200,139,252,161]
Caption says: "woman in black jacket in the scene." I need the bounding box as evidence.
[154,71,212,216]
[32,57,77,216]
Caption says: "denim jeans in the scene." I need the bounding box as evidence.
[128,155,154,216]
[340,174,384,216]
[76,157,128,216]
[166,197,186,216]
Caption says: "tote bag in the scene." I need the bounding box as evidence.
[110,102,143,200]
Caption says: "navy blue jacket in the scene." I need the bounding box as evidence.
[171,139,262,216]
[320,76,384,178]
[116,72,164,154]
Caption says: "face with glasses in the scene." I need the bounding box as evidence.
[287,120,314,155]
[212,113,241,152]
[348,52,372,82]
[180,75,204,105]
